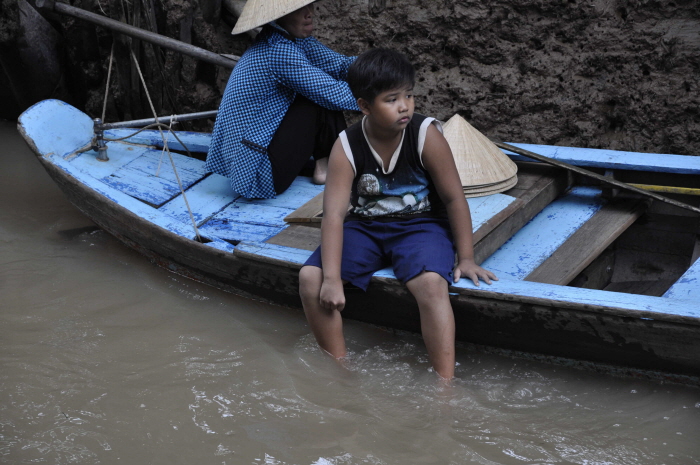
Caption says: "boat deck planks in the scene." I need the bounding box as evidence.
[101,147,207,206]
[283,191,324,224]
[105,128,213,154]
[193,177,323,244]
[525,197,648,285]
[159,173,238,226]
[472,164,570,264]
[481,186,605,279]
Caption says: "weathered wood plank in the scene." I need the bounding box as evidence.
[235,241,314,268]
[104,128,212,154]
[160,173,238,226]
[525,198,647,285]
[504,142,700,175]
[18,99,94,158]
[70,143,151,180]
[481,186,605,279]
[45,151,202,239]
[237,177,323,210]
[198,219,283,243]
[100,148,207,206]
[194,178,322,244]
[284,191,324,223]
[448,276,700,320]
[266,224,321,250]
[663,255,700,300]
[473,163,570,264]
[468,194,518,231]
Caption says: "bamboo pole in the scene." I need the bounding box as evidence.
[628,184,700,197]
[34,0,238,69]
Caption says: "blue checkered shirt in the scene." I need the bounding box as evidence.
[206,24,359,199]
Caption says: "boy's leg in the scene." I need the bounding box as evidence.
[299,265,347,358]
[405,271,456,379]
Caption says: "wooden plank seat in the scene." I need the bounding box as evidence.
[481,186,605,280]
[482,187,647,285]
[524,196,647,285]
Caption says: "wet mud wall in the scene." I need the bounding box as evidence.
[2,0,699,155]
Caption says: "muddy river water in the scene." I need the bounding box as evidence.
[1,120,698,464]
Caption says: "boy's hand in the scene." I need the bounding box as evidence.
[319,278,346,312]
[453,258,498,286]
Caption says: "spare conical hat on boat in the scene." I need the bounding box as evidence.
[462,175,518,198]
[442,114,518,192]
[232,0,315,34]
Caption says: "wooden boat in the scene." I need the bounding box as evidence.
[18,99,700,385]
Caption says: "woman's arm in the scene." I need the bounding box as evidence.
[269,41,360,111]
[300,37,356,80]
[422,124,497,286]
[318,138,355,311]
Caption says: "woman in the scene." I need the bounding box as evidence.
[206,0,359,199]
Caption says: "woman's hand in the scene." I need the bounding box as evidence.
[319,278,346,312]
[453,258,498,286]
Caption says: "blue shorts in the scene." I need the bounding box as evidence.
[303,217,456,291]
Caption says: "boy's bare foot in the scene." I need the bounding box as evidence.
[313,157,328,185]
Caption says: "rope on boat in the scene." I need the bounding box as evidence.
[128,49,204,243]
[101,41,115,123]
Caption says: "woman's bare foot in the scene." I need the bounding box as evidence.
[313,157,328,185]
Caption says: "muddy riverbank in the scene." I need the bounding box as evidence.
[2,0,699,154]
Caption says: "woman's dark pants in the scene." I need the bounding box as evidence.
[267,95,347,195]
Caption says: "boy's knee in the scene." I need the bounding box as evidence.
[299,265,322,297]
[407,271,448,300]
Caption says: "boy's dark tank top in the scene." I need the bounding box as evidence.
[340,113,447,222]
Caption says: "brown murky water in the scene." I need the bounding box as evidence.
[1,120,699,464]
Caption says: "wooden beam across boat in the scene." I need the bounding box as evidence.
[525,197,648,285]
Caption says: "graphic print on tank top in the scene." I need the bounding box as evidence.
[342,114,443,219]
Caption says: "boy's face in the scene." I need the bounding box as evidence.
[360,85,415,132]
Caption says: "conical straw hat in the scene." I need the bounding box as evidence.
[442,114,518,190]
[232,0,315,34]
[463,175,518,198]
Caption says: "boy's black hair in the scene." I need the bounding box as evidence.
[347,48,415,102]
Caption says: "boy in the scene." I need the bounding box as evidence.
[298,48,497,379]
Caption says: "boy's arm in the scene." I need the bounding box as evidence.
[422,124,498,286]
[319,138,355,311]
